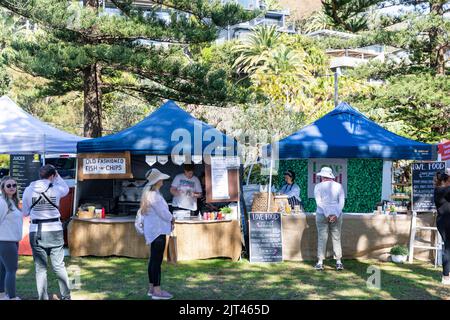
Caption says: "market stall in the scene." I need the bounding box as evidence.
[0,95,85,253]
[68,216,241,261]
[252,102,438,262]
[69,100,243,260]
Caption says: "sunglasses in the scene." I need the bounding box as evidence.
[5,184,17,189]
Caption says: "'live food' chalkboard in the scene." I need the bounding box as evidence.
[9,154,41,197]
[412,161,446,212]
[249,212,282,263]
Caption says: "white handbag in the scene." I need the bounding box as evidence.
[134,209,144,235]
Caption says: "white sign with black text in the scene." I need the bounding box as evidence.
[83,157,126,175]
[211,157,230,200]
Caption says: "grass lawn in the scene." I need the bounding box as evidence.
[16,256,450,300]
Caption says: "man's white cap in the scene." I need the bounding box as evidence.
[145,168,170,186]
[316,167,335,179]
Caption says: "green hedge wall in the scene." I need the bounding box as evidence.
[276,159,383,213]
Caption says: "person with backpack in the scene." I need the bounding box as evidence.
[0,176,22,300]
[22,164,71,300]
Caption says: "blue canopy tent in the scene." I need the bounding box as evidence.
[78,100,238,156]
[74,101,247,260]
[263,102,436,160]
[261,102,437,211]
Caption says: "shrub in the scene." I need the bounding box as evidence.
[390,245,408,256]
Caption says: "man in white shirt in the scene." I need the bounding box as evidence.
[313,167,346,271]
[170,164,202,215]
[22,164,71,300]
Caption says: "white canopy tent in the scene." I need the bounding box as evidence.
[0,95,85,154]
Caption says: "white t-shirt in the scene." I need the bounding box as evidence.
[171,174,202,211]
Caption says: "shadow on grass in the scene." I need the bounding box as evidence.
[16,256,449,300]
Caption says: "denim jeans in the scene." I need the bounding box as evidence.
[0,241,18,298]
[315,213,343,261]
[30,231,71,300]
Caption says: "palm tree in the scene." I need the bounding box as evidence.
[298,10,336,34]
[233,25,281,74]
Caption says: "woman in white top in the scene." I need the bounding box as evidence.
[0,176,23,300]
[140,168,174,300]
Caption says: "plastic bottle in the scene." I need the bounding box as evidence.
[285,203,291,214]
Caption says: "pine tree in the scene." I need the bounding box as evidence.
[320,0,449,143]
[0,0,256,137]
[322,0,449,75]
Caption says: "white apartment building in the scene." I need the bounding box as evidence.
[306,29,409,71]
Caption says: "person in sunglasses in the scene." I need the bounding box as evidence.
[22,164,71,300]
[0,176,22,300]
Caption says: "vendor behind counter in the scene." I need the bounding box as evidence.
[77,158,230,216]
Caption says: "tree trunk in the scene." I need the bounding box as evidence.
[82,0,102,137]
[83,63,102,137]
[429,1,446,75]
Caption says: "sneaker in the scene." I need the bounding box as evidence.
[336,262,344,271]
[0,294,9,300]
[8,297,21,300]
[314,262,324,271]
[152,290,173,300]
[147,289,153,297]
[442,277,450,285]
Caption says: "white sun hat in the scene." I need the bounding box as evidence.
[145,168,170,186]
[316,167,335,179]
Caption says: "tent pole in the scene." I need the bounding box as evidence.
[42,133,46,165]
[334,68,339,108]
[267,153,274,212]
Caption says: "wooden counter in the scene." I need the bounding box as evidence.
[281,213,436,261]
[68,216,242,261]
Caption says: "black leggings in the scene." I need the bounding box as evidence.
[437,216,450,276]
[148,234,166,286]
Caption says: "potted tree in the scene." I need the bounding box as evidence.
[390,245,408,263]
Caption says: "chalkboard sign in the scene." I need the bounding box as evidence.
[9,154,42,197]
[412,161,446,212]
[249,212,282,263]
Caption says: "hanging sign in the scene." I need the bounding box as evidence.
[225,156,240,169]
[77,152,133,181]
[308,159,347,198]
[211,157,230,200]
[192,155,202,164]
[145,155,157,166]
[157,155,168,165]
[172,154,186,165]
[439,141,450,161]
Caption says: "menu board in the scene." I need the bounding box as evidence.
[204,157,239,203]
[211,157,230,200]
[9,154,42,197]
[412,161,446,212]
[249,212,282,263]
